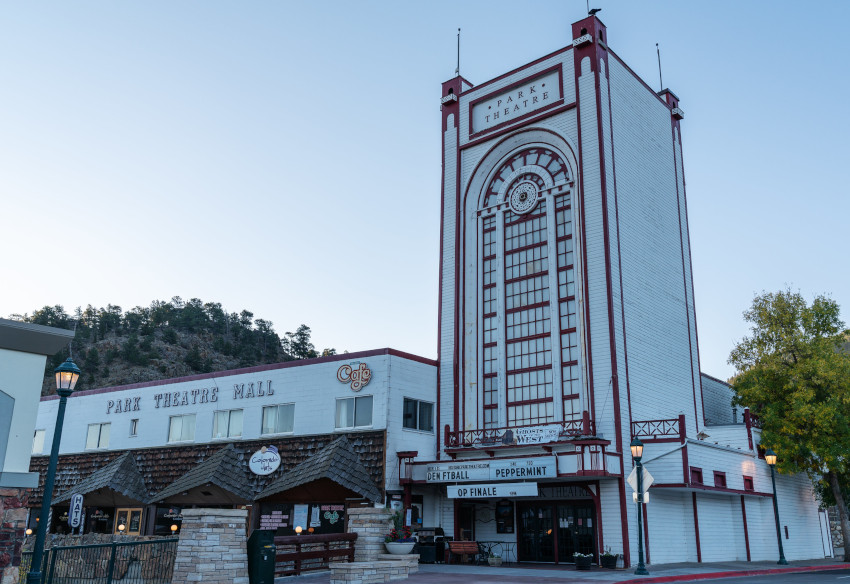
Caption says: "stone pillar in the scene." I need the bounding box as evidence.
[346,507,392,562]
[171,508,248,584]
[0,487,30,584]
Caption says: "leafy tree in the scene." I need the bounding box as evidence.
[285,324,318,360]
[729,289,850,560]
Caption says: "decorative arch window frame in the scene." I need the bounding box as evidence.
[467,138,586,431]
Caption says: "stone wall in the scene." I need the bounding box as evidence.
[0,487,29,584]
[171,508,248,584]
[346,507,392,562]
[829,507,844,558]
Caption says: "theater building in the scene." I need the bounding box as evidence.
[27,14,832,569]
[395,13,830,567]
[28,349,436,537]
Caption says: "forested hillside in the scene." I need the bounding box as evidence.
[9,297,336,395]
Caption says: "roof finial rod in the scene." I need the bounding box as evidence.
[455,28,461,77]
[656,42,663,91]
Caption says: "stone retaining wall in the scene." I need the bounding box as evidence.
[346,507,392,562]
[0,487,29,584]
[170,508,248,584]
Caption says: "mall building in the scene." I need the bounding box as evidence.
[29,14,831,568]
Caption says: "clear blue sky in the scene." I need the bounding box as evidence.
[2,1,848,380]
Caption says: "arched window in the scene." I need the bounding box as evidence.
[478,148,580,428]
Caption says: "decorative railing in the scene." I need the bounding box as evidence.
[274,533,357,576]
[631,415,685,442]
[444,414,593,449]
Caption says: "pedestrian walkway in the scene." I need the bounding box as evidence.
[276,558,847,584]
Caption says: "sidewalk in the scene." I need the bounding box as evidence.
[277,558,848,584]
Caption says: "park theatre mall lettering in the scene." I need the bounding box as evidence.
[104,378,275,413]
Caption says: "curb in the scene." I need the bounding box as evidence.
[613,563,849,584]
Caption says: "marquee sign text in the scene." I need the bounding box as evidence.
[425,457,557,483]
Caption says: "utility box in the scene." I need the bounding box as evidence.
[247,530,276,584]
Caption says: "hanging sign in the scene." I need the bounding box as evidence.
[249,446,281,475]
[448,482,538,499]
[69,493,84,528]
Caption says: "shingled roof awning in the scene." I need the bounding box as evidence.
[256,435,381,503]
[52,452,148,507]
[151,444,253,505]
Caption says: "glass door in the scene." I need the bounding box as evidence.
[518,504,555,562]
[555,503,595,562]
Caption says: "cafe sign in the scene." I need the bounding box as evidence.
[448,482,538,499]
[424,457,557,483]
[249,446,281,476]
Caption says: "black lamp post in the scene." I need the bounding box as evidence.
[27,357,80,584]
[765,449,788,565]
[630,437,649,575]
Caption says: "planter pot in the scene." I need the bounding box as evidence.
[488,557,503,567]
[385,542,415,555]
[574,556,592,571]
[601,554,618,569]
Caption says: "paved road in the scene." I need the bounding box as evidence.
[687,569,850,583]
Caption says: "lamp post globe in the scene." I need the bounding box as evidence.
[630,437,648,575]
[765,449,788,565]
[27,357,80,584]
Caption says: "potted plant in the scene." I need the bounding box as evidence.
[488,553,503,567]
[384,512,415,554]
[573,552,593,571]
[600,547,619,569]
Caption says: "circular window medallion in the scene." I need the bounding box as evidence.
[509,181,539,214]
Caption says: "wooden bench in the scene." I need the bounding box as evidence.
[447,541,485,565]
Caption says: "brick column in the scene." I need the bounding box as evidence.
[171,508,248,584]
[0,487,30,584]
[346,507,392,562]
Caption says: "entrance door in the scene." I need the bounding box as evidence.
[518,501,595,564]
[518,504,555,562]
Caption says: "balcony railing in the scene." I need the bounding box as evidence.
[631,415,685,442]
[444,414,594,449]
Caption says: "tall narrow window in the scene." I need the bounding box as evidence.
[555,193,581,420]
[482,214,499,428]
[129,419,138,437]
[32,429,45,454]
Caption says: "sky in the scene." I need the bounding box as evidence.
[2,1,849,380]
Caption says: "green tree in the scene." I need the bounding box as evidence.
[729,289,850,560]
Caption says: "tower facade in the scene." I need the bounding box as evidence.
[419,15,825,566]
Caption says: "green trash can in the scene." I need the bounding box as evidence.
[247,530,276,584]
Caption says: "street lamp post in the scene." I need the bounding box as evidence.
[27,357,80,584]
[765,449,788,565]
[630,438,649,576]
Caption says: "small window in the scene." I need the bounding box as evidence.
[32,429,46,454]
[743,476,754,492]
[213,409,243,439]
[262,404,295,435]
[129,419,138,437]
[713,471,727,488]
[403,398,434,432]
[690,467,703,484]
[168,414,196,443]
[86,423,111,450]
[335,395,373,429]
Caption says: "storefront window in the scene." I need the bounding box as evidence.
[114,508,143,535]
[154,506,183,536]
